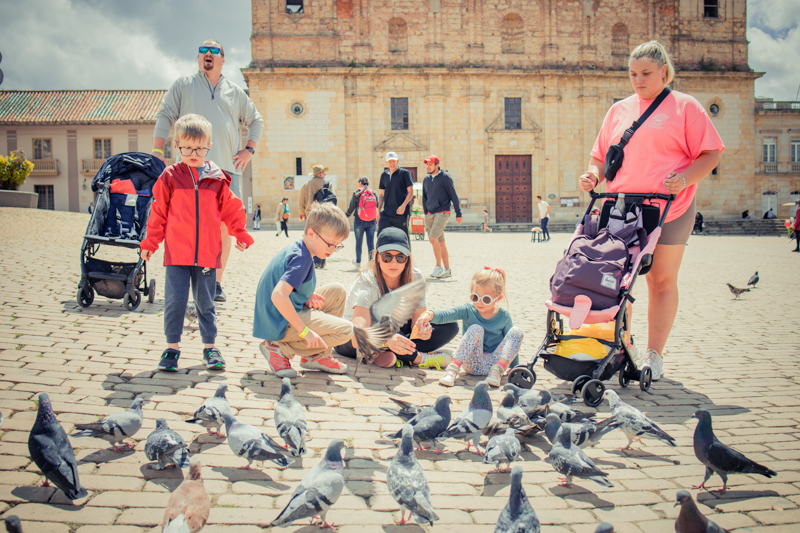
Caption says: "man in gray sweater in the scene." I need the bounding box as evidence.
[152,39,264,302]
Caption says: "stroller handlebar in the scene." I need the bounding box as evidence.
[590,191,675,202]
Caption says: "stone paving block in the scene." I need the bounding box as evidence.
[2,503,120,524]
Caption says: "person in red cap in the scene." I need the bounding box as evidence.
[422,155,462,278]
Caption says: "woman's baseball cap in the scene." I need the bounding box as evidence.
[376,227,410,256]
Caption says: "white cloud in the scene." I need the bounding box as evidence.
[748,0,800,101]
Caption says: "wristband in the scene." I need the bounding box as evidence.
[298,326,310,339]
[152,148,164,154]
[591,172,599,187]
[681,174,687,190]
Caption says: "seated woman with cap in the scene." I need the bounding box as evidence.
[334,227,459,368]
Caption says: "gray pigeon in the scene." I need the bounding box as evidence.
[482,418,541,439]
[543,413,620,449]
[546,425,613,488]
[747,271,759,288]
[352,278,426,374]
[185,384,232,438]
[28,393,87,500]
[546,400,596,423]
[0,410,4,430]
[495,466,540,533]
[144,418,190,470]
[223,414,294,469]
[675,490,728,532]
[4,516,22,533]
[382,397,427,421]
[501,384,559,418]
[440,381,493,454]
[184,301,197,327]
[693,409,776,493]
[389,395,451,451]
[483,427,521,472]
[602,390,676,449]
[497,389,530,422]
[275,377,307,456]
[72,397,145,452]
[270,439,346,529]
[387,424,439,526]
[595,524,615,533]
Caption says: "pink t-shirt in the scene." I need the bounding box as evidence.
[590,90,725,223]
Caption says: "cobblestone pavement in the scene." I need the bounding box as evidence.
[1,207,799,533]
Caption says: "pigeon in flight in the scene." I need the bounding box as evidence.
[483,427,521,472]
[185,384,232,438]
[387,424,439,526]
[495,466,540,533]
[388,395,451,451]
[440,381,493,454]
[145,418,190,470]
[726,283,750,300]
[546,424,613,488]
[275,377,307,456]
[72,397,144,452]
[746,271,759,288]
[223,414,294,469]
[602,390,676,449]
[161,459,210,533]
[674,490,728,532]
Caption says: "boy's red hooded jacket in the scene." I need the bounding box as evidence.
[141,161,254,268]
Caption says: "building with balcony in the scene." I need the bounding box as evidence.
[755,99,800,219]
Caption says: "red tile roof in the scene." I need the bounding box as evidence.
[0,90,167,125]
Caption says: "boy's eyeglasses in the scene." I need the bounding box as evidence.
[379,252,408,264]
[177,146,210,157]
[314,231,344,252]
[470,293,501,305]
[199,46,221,55]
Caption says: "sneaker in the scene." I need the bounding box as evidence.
[417,350,453,370]
[641,348,664,381]
[352,259,360,270]
[202,347,226,370]
[438,363,460,387]
[372,351,397,368]
[214,282,226,302]
[300,354,348,374]
[158,349,180,372]
[439,269,453,278]
[259,341,297,378]
[431,266,444,278]
[486,363,504,387]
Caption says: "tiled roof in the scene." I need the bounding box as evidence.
[0,90,167,125]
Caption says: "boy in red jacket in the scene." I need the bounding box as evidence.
[141,114,253,372]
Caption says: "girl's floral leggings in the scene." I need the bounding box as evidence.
[453,324,524,375]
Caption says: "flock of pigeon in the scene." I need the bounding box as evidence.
[726,271,759,300]
[9,373,778,532]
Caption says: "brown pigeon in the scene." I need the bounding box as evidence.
[161,459,211,533]
[674,490,728,533]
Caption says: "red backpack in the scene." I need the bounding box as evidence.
[357,188,378,221]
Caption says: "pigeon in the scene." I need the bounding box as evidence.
[543,413,619,449]
[185,384,232,438]
[747,271,759,288]
[595,524,615,533]
[546,424,613,487]
[0,410,4,430]
[482,418,541,439]
[145,418,190,470]
[275,377,307,456]
[440,381,493,454]
[4,516,22,533]
[387,424,439,526]
[674,490,728,533]
[497,389,530,422]
[483,427,521,472]
[546,400,596,423]
[692,409,776,493]
[495,466,540,533]
[726,282,750,299]
[184,301,198,327]
[72,397,144,452]
[28,393,87,500]
[352,278,426,374]
[381,397,427,421]
[602,390,676,449]
[223,414,294,469]
[161,459,211,533]
[270,439,347,529]
[501,384,560,417]
[388,395,451,451]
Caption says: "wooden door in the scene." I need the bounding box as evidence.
[495,155,532,223]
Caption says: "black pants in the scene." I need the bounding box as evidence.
[794,231,800,251]
[336,320,459,365]
[378,213,408,236]
[280,219,289,237]
[541,217,550,239]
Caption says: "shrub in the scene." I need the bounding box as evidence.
[0,149,34,191]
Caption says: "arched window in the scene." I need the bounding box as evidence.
[611,23,629,57]
[388,18,408,53]
[501,14,524,54]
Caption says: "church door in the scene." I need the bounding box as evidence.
[495,155,532,223]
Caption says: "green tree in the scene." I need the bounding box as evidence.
[0,149,34,191]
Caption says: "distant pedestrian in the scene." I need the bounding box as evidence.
[422,155,463,278]
[483,210,492,233]
[378,152,414,235]
[792,202,800,252]
[345,177,378,269]
[88,202,94,215]
[275,198,289,237]
[300,164,329,268]
[693,212,704,234]
[253,203,261,230]
[742,209,751,219]
[763,208,776,219]
[536,196,551,241]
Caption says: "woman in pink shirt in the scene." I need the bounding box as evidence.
[578,41,724,382]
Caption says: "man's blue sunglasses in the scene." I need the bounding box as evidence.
[199,46,221,55]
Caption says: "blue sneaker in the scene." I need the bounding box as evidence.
[158,349,180,372]
[202,348,226,370]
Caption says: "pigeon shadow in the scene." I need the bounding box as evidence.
[211,465,290,491]
[60,299,161,316]
[698,489,781,506]
[80,448,135,464]
[139,464,187,491]
[608,448,680,465]
[10,485,57,504]
[561,491,616,509]
[382,525,426,532]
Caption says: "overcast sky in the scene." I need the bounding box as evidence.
[0,0,797,100]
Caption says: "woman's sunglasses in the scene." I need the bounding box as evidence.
[470,293,501,305]
[199,46,221,55]
[379,252,408,264]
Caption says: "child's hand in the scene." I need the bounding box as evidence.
[414,313,431,334]
[303,329,327,349]
[387,334,415,356]
[235,241,247,251]
[140,250,153,261]
[306,293,325,309]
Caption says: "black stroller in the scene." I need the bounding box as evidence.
[77,153,165,311]
[508,191,674,406]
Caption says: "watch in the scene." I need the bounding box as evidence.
[245,146,255,155]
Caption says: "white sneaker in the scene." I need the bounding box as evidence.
[417,350,453,370]
[431,266,444,278]
[439,269,452,278]
[352,260,360,270]
[641,348,664,381]
[439,363,460,387]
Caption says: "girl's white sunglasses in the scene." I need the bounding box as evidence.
[470,293,501,305]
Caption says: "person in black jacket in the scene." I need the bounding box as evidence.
[378,152,414,235]
[422,155,462,278]
[345,177,377,268]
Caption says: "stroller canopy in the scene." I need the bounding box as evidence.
[91,152,166,192]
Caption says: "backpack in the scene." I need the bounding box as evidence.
[314,182,337,206]
[357,188,378,221]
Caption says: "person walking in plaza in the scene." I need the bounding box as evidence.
[253,203,352,377]
[335,227,458,368]
[152,39,264,303]
[578,40,724,381]
[345,177,378,269]
[536,196,551,241]
[141,114,253,373]
[421,155,463,278]
[483,209,492,233]
[299,164,328,268]
[378,152,414,235]
[792,201,800,252]
[253,203,261,230]
[275,198,290,237]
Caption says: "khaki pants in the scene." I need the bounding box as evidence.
[425,212,450,241]
[278,283,354,359]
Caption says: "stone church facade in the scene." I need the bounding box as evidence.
[242,0,777,223]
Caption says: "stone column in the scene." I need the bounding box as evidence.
[541,77,561,206]
[67,130,79,213]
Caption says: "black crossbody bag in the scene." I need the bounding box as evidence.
[604,88,671,182]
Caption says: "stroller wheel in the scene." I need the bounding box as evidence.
[582,379,605,408]
[123,290,142,312]
[639,367,652,391]
[148,279,156,304]
[77,286,94,308]
[508,366,536,389]
[571,375,591,396]
[619,367,631,388]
